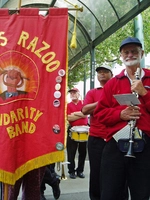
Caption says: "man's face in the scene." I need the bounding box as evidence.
[120,44,143,67]
[70,91,80,100]
[6,69,21,87]
[97,68,112,83]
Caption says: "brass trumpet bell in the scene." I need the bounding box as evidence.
[61,164,67,180]
[61,162,70,180]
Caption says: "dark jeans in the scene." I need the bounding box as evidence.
[67,134,87,174]
[100,136,150,200]
[88,136,106,200]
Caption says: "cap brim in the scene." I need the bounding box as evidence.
[120,42,142,52]
[68,89,78,92]
[96,67,112,73]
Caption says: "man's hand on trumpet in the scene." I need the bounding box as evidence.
[120,105,141,121]
[131,79,147,96]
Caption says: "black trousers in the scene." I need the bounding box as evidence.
[88,135,106,200]
[66,134,87,174]
[100,136,150,200]
[41,165,58,193]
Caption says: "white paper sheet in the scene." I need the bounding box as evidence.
[113,94,140,106]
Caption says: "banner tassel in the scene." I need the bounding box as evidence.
[70,6,78,49]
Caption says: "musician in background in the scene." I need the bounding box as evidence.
[82,65,113,200]
[67,88,88,179]
[94,37,150,200]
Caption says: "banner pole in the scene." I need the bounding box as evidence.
[4,184,8,200]
[8,7,83,12]
[18,0,22,8]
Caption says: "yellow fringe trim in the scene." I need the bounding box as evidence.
[0,151,65,185]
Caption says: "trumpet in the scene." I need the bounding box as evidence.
[61,162,70,180]
[125,119,136,158]
[125,68,140,158]
[61,164,67,180]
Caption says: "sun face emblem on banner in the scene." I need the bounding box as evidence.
[0,51,39,104]
[0,8,68,185]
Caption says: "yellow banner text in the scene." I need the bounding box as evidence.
[0,106,43,139]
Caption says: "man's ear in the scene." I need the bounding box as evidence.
[120,54,123,62]
[141,50,144,58]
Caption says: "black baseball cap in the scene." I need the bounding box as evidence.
[120,37,142,52]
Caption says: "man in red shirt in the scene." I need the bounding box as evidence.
[67,88,88,179]
[94,37,150,200]
[82,65,113,200]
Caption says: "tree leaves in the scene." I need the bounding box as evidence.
[68,7,150,89]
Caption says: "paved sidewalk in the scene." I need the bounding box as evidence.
[18,159,90,200]
[41,160,90,200]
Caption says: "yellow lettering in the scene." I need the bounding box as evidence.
[7,122,36,138]
[2,106,44,138]
[29,122,36,133]
[46,60,60,72]
[0,114,2,125]
[0,32,7,46]
[30,107,36,119]
[33,110,43,122]
[0,107,44,127]
[26,37,38,52]
[4,114,10,125]
[25,106,29,118]
[17,31,60,72]
[42,52,55,64]
[16,108,25,120]
[34,41,50,58]
[17,31,29,48]
[10,111,18,123]
[15,124,22,136]
[7,126,15,139]
[22,121,29,133]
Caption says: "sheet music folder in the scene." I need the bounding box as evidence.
[113,94,140,106]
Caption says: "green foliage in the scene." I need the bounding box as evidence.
[68,7,150,88]
[95,20,134,66]
[142,8,150,54]
[67,56,90,89]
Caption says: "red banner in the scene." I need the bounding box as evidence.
[0,8,68,185]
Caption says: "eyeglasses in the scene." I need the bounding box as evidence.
[121,49,141,56]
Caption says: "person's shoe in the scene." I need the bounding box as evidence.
[40,193,47,200]
[52,178,61,199]
[77,172,85,178]
[69,172,76,179]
